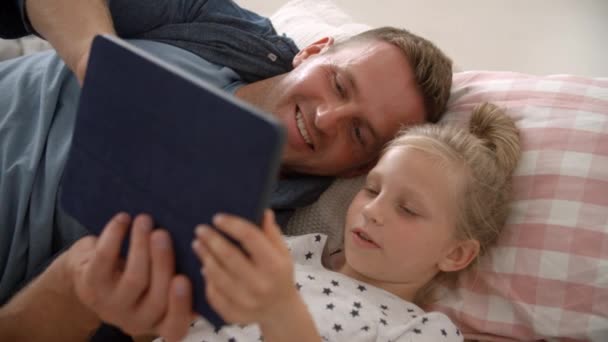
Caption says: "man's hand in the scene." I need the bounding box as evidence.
[72,212,196,342]
[25,0,116,83]
[192,210,300,326]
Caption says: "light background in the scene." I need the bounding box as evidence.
[237,0,608,77]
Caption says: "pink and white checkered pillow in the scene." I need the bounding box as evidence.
[428,72,608,342]
[270,2,608,339]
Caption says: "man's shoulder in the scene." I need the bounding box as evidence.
[272,175,334,209]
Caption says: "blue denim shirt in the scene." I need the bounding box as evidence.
[1,0,333,227]
[0,0,333,306]
[4,0,300,83]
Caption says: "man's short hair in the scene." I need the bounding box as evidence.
[338,27,453,123]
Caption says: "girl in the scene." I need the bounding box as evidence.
[177,102,521,342]
[70,102,520,342]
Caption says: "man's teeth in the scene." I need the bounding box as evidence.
[296,110,313,146]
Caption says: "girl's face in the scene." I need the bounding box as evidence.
[341,146,472,300]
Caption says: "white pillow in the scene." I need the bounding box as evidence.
[270,0,371,49]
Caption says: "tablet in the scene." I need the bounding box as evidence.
[60,35,285,327]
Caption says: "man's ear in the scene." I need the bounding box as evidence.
[293,37,335,68]
[438,239,480,273]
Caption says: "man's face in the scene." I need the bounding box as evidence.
[237,38,426,176]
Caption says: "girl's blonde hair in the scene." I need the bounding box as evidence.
[385,102,521,306]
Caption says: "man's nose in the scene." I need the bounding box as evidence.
[314,103,354,134]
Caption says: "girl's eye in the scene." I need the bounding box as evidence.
[364,187,378,196]
[400,206,417,216]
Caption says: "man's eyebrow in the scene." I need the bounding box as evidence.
[338,64,358,97]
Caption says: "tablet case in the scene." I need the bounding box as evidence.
[60,35,285,327]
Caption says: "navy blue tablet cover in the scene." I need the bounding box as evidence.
[60,35,285,327]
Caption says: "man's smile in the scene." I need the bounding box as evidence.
[296,107,314,149]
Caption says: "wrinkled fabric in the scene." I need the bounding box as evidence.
[4,0,300,83]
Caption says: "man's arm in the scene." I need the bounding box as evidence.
[0,237,101,341]
[20,0,204,82]
[23,0,116,82]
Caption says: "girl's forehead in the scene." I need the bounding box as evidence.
[373,146,466,201]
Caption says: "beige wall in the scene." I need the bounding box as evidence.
[237,0,608,77]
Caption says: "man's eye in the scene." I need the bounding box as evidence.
[333,73,346,98]
[354,125,364,144]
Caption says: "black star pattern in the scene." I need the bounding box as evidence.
[456,329,461,336]
[413,328,421,334]
[305,251,313,260]
[228,338,236,342]
[307,275,315,280]
[407,308,414,313]
[379,318,387,326]
[331,280,339,287]
[381,304,388,310]
[323,287,332,295]
[422,317,429,324]
[333,324,343,332]
[295,282,302,291]
[353,302,362,309]
[326,303,335,310]
[357,284,367,292]
[214,326,222,334]
[441,329,447,337]
[258,335,264,341]
[189,321,195,327]
[315,234,322,242]
[411,315,418,319]
[350,309,359,317]
[361,325,370,331]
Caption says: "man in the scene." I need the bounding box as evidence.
[0,0,452,340]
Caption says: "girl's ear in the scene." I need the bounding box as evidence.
[292,37,335,68]
[438,239,480,273]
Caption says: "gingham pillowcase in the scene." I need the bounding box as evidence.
[429,71,608,342]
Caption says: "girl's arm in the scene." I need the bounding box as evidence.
[258,294,321,342]
[192,210,321,342]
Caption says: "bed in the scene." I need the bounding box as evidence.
[1,1,606,340]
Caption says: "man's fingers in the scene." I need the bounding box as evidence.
[138,229,175,326]
[116,214,153,304]
[88,212,131,286]
[158,276,194,342]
